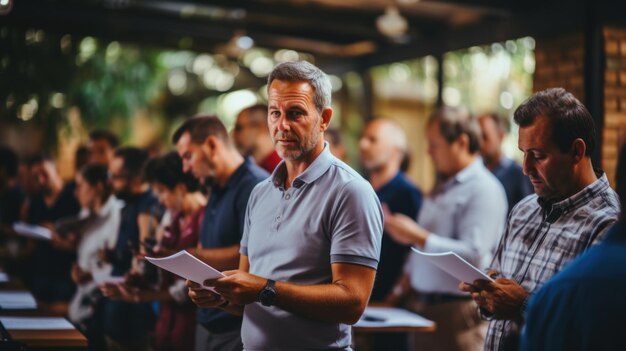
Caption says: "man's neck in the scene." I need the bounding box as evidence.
[483,151,502,171]
[555,160,599,202]
[215,149,245,188]
[284,143,324,189]
[368,164,399,191]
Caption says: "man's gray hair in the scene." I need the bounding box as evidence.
[267,61,332,113]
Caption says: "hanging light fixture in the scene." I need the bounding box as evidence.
[376,6,408,38]
[0,0,13,15]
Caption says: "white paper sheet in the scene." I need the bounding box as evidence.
[145,250,224,290]
[0,290,38,310]
[12,222,52,241]
[355,307,434,328]
[92,271,125,285]
[0,316,75,330]
[410,247,494,284]
[0,272,9,283]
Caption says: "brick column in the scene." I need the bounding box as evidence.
[533,29,626,187]
[603,26,626,185]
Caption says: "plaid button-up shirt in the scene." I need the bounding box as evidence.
[484,173,620,351]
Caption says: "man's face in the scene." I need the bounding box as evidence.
[359,121,396,172]
[233,111,257,156]
[29,160,57,195]
[175,132,213,181]
[89,138,114,166]
[426,121,460,177]
[267,80,326,161]
[74,173,98,209]
[152,182,184,212]
[109,156,131,198]
[518,115,575,201]
[478,116,503,162]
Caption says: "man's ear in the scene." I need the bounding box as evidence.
[320,107,333,131]
[456,133,470,153]
[571,138,586,163]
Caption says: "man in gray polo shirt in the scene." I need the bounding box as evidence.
[188,60,383,350]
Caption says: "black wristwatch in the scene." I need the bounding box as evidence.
[258,279,277,307]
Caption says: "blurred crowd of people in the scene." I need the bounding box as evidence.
[0,61,624,351]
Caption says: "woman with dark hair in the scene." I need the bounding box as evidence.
[68,164,124,348]
[113,152,205,351]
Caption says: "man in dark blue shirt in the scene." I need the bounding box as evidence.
[174,115,268,351]
[359,118,422,351]
[479,113,532,213]
[521,141,626,351]
[23,154,81,303]
[100,147,160,351]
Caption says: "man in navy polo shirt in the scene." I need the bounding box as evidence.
[173,115,268,351]
[188,61,383,350]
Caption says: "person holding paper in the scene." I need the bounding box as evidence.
[21,154,81,303]
[359,118,422,351]
[68,164,123,346]
[384,107,507,351]
[187,61,383,350]
[459,88,620,351]
[173,115,268,351]
[111,152,204,351]
[99,147,161,351]
[520,141,626,351]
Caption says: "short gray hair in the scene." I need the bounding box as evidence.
[267,61,332,113]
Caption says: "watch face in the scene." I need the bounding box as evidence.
[260,288,276,306]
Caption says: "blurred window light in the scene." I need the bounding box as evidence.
[500,91,514,109]
[442,87,461,107]
[328,75,343,92]
[50,93,66,109]
[389,63,411,82]
[274,49,299,63]
[167,69,187,95]
[236,35,254,50]
[192,54,214,75]
[17,97,38,121]
[250,56,274,77]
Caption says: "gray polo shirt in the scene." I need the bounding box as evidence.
[240,144,383,350]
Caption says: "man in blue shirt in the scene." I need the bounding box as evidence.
[521,141,626,351]
[359,118,422,350]
[100,147,160,351]
[188,61,382,350]
[478,113,533,213]
[173,115,268,351]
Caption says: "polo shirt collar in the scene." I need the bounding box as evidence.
[271,142,333,189]
[216,158,250,191]
[453,157,483,184]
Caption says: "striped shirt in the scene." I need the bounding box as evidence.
[484,173,620,351]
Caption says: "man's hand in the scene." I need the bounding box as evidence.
[382,205,428,247]
[459,275,528,324]
[100,282,124,299]
[186,280,227,308]
[204,270,266,306]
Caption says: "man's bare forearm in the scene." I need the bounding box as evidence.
[190,245,240,271]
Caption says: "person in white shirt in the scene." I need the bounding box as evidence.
[384,107,507,351]
[68,164,123,341]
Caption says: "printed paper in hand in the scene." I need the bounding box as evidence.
[145,250,224,290]
[410,247,494,284]
[0,316,75,330]
[356,306,434,328]
[12,222,52,241]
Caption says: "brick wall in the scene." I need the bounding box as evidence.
[534,29,626,187]
[603,26,626,186]
[533,33,585,101]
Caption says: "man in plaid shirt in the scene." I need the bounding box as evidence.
[460,87,620,351]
